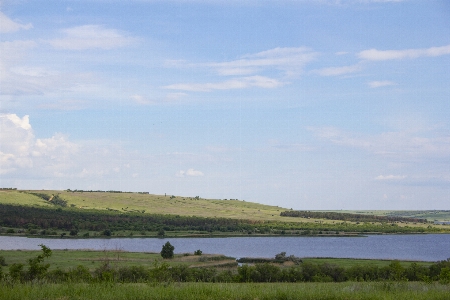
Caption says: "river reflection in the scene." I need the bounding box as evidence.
[1,234,449,261]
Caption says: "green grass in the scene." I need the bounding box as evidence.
[301,257,433,268]
[0,249,236,271]
[0,282,449,300]
[0,249,433,272]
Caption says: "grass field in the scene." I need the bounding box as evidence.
[0,282,449,300]
[0,249,433,272]
[0,249,236,271]
[2,190,449,231]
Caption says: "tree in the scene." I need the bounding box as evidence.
[160,241,174,259]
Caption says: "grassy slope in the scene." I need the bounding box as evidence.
[1,190,449,230]
[0,190,312,224]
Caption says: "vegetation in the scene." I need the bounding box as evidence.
[1,246,450,285]
[0,247,449,299]
[0,189,449,238]
[1,282,449,300]
[281,210,428,223]
[160,242,174,259]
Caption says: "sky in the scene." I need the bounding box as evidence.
[1,0,449,210]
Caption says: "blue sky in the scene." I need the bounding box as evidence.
[1,0,450,209]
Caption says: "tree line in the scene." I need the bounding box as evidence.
[1,203,446,235]
[280,210,428,224]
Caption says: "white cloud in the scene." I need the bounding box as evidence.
[375,175,406,180]
[131,94,154,105]
[0,114,78,174]
[368,80,396,88]
[0,11,32,33]
[130,92,187,105]
[48,25,136,50]
[208,47,318,77]
[358,45,450,61]
[164,76,283,92]
[186,168,204,176]
[176,168,204,177]
[309,126,450,159]
[313,64,361,76]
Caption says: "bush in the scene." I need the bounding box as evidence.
[0,256,7,266]
[194,249,202,256]
[161,242,174,259]
[67,265,92,282]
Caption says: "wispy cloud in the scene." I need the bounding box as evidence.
[48,25,137,50]
[208,47,318,77]
[0,11,32,33]
[368,80,396,88]
[375,175,406,180]
[308,126,450,159]
[176,168,204,177]
[358,44,450,61]
[313,64,361,76]
[163,47,315,92]
[164,76,283,92]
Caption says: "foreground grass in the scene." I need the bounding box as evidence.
[0,249,433,272]
[0,282,449,300]
[0,250,235,271]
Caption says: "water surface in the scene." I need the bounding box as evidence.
[1,234,449,261]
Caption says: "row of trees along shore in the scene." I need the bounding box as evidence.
[1,245,449,284]
[280,210,428,224]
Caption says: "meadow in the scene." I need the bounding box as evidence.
[1,282,450,300]
[0,249,433,272]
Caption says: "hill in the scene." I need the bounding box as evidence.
[1,189,449,236]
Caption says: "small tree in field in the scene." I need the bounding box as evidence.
[161,242,174,259]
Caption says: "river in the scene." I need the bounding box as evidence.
[1,234,449,261]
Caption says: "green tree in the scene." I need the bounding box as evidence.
[160,241,174,259]
[26,244,52,281]
[157,228,165,237]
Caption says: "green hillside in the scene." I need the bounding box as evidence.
[1,189,449,235]
[0,189,291,222]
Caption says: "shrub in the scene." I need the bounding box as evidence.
[0,256,7,266]
[160,242,174,259]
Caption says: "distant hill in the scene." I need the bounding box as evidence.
[1,189,449,229]
[0,189,290,222]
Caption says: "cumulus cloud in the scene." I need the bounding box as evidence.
[48,25,136,50]
[164,76,283,92]
[176,168,204,177]
[0,11,32,33]
[368,80,396,88]
[358,45,450,61]
[0,114,78,174]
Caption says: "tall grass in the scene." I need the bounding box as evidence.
[0,282,449,300]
